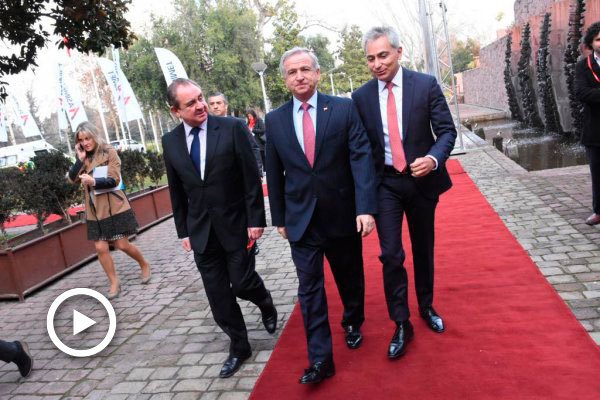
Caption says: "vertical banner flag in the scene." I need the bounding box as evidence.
[8,97,41,138]
[111,47,126,122]
[118,68,144,122]
[57,63,88,130]
[98,57,144,122]
[154,48,188,86]
[98,57,126,122]
[0,102,8,142]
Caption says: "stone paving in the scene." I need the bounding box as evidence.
[1,136,600,399]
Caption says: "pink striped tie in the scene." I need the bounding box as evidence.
[301,102,315,167]
[386,81,407,172]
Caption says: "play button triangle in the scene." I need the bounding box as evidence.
[73,310,97,335]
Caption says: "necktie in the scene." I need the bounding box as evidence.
[386,81,407,173]
[190,127,201,175]
[301,102,316,167]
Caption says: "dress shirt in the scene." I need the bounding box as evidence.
[595,52,600,67]
[184,119,208,179]
[292,91,318,152]
[378,68,438,170]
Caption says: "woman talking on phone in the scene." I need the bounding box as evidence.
[67,122,151,299]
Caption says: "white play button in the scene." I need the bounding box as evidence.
[73,310,97,335]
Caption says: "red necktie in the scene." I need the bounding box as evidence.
[301,102,315,167]
[386,81,407,173]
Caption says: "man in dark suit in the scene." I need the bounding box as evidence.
[265,47,377,384]
[576,21,600,226]
[162,78,277,379]
[352,26,456,359]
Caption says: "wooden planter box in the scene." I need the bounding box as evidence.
[0,185,172,301]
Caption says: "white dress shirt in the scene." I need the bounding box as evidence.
[595,52,600,66]
[292,91,318,152]
[377,68,438,170]
[184,119,208,179]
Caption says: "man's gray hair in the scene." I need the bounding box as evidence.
[209,92,228,105]
[167,78,202,108]
[279,47,320,76]
[362,26,401,53]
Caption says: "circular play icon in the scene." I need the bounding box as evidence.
[46,288,116,357]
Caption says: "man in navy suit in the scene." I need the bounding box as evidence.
[162,79,277,379]
[352,26,456,359]
[265,47,377,384]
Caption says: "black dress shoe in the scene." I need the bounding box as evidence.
[219,353,251,378]
[420,307,445,333]
[299,360,335,384]
[586,213,600,226]
[388,321,414,359]
[343,325,363,349]
[259,295,278,334]
[14,341,33,378]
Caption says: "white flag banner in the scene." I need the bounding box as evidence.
[154,48,188,86]
[9,97,41,138]
[111,47,127,122]
[118,68,144,122]
[97,57,127,122]
[57,63,88,130]
[0,103,8,142]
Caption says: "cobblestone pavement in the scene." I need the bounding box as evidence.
[1,139,600,399]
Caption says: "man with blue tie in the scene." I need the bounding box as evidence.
[265,48,377,384]
[352,26,457,359]
[162,78,277,379]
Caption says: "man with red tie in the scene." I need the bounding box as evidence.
[265,48,377,384]
[352,26,457,359]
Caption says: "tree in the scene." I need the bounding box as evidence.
[452,38,480,73]
[517,23,543,129]
[0,167,21,247]
[305,34,335,94]
[563,0,586,136]
[145,150,166,187]
[336,25,372,94]
[119,149,149,191]
[537,13,562,133]
[504,32,523,122]
[0,0,136,100]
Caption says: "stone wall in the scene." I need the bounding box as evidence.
[462,0,600,130]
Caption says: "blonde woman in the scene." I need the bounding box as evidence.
[67,122,151,299]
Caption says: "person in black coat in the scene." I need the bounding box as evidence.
[576,21,600,225]
[246,108,266,167]
[162,78,277,379]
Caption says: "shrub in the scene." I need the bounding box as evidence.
[145,150,166,187]
[119,149,149,192]
[0,167,21,247]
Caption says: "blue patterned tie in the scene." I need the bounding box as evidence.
[190,127,201,175]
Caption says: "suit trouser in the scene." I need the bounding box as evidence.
[586,146,600,214]
[376,172,438,323]
[290,225,364,364]
[194,230,270,358]
[0,340,18,363]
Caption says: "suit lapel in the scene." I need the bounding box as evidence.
[402,67,414,141]
[367,80,386,150]
[279,100,310,166]
[314,92,332,164]
[204,116,220,180]
[173,123,201,181]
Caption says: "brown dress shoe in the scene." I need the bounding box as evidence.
[586,214,600,226]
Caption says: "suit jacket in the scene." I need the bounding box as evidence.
[575,55,600,147]
[162,115,265,253]
[265,92,377,242]
[352,68,456,198]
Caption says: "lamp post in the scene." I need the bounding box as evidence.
[325,67,338,96]
[251,62,270,113]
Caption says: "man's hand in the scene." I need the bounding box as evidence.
[79,173,96,186]
[277,227,288,240]
[248,227,264,240]
[356,214,375,237]
[181,237,192,252]
[410,157,435,178]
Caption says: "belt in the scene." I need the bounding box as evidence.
[383,165,409,175]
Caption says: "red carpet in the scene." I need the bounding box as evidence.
[251,159,600,399]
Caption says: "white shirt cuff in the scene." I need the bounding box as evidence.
[426,155,438,170]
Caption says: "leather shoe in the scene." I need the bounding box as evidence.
[343,325,363,349]
[388,321,414,359]
[14,341,33,378]
[219,353,251,378]
[586,214,600,226]
[259,296,278,334]
[299,360,335,384]
[420,307,445,333]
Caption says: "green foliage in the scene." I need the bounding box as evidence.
[504,33,523,122]
[336,25,372,93]
[119,149,150,192]
[537,13,562,134]
[306,35,335,94]
[144,151,166,187]
[0,168,21,247]
[563,0,586,136]
[452,38,480,73]
[517,23,543,129]
[0,0,136,100]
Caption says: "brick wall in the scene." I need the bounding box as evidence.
[462,0,600,130]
